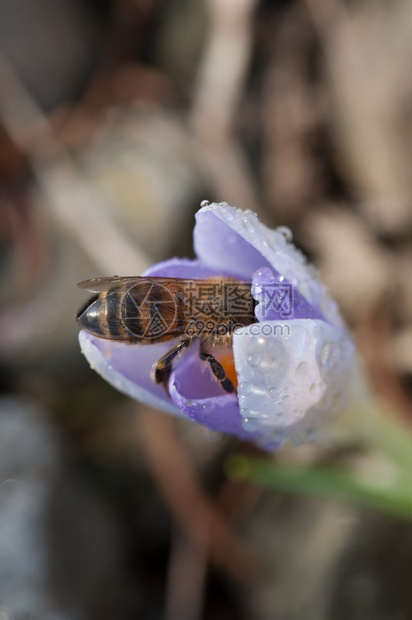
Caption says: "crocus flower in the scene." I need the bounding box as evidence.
[78,202,356,450]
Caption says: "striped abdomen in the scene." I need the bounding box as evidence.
[76,279,185,343]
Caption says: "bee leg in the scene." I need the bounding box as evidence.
[199,343,234,394]
[152,339,191,391]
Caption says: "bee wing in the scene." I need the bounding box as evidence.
[78,276,252,293]
[77,276,142,293]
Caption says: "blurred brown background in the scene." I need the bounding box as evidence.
[1,1,412,619]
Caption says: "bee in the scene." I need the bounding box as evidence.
[77,276,257,394]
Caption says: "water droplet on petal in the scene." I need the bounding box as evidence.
[200,200,210,207]
[269,387,280,399]
[256,267,274,280]
[242,417,260,433]
[239,381,253,394]
[267,231,286,250]
[320,342,341,367]
[313,325,324,339]
[243,213,257,233]
[251,283,261,296]
[276,225,293,242]
[222,205,235,221]
[186,400,194,407]
[294,361,308,384]
[248,354,261,367]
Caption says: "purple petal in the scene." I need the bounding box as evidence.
[167,345,264,443]
[143,257,224,279]
[252,267,324,322]
[78,204,354,451]
[144,256,248,280]
[233,318,355,445]
[78,256,254,432]
[194,204,345,329]
[79,330,184,417]
[194,208,271,280]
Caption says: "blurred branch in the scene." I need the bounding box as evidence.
[190,0,261,213]
[140,406,258,582]
[356,311,412,426]
[0,52,150,275]
[165,525,207,620]
[305,0,412,233]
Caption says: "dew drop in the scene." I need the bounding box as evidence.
[201,402,215,414]
[320,342,341,367]
[242,417,260,433]
[269,387,280,398]
[267,232,284,250]
[200,200,210,207]
[266,234,275,249]
[276,225,293,242]
[239,381,253,394]
[256,267,274,280]
[248,354,261,367]
[295,250,307,264]
[251,283,261,296]
[243,214,257,233]
[313,325,324,340]
[222,205,235,221]
[186,400,194,408]
[294,361,308,384]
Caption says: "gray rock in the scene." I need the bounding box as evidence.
[0,397,126,620]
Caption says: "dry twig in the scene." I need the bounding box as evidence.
[140,406,258,582]
[190,0,262,214]
[0,52,150,276]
